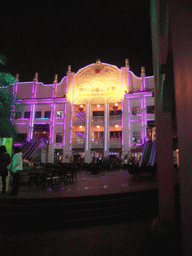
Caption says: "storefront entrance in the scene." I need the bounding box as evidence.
[33,124,49,142]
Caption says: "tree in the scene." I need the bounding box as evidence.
[0,54,16,138]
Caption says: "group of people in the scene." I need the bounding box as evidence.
[0,146,23,195]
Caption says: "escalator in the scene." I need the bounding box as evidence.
[22,139,43,161]
[148,140,156,166]
[139,141,152,167]
[76,111,85,122]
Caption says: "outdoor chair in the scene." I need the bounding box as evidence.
[19,167,29,185]
[28,166,38,185]
[64,166,77,184]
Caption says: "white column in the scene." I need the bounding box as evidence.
[63,101,73,163]
[122,98,129,158]
[84,103,91,163]
[104,103,109,159]
[28,79,36,141]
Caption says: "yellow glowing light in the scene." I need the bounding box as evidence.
[80,105,83,107]
[97,126,100,128]
[115,125,118,127]
[79,126,82,128]
[115,103,118,106]
[97,105,100,107]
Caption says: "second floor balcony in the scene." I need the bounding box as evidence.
[72,137,122,149]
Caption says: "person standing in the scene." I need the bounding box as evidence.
[8,147,23,195]
[0,145,11,194]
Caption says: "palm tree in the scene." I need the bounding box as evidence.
[0,54,16,138]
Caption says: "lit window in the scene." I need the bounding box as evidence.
[132,131,141,143]
[132,107,140,115]
[56,110,64,118]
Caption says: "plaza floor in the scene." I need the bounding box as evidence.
[0,169,158,199]
[0,170,183,256]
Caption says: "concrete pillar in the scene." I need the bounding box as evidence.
[122,97,130,159]
[63,101,72,163]
[169,0,192,254]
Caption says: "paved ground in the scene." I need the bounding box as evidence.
[0,170,182,255]
[0,169,157,199]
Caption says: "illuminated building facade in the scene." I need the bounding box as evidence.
[13,59,155,163]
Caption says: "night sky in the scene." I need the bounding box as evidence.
[0,0,153,84]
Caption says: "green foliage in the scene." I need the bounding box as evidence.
[0,54,17,138]
[0,54,7,66]
[0,72,16,87]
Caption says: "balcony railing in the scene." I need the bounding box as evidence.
[109,138,122,148]
[72,138,122,149]
[72,138,85,148]
[91,138,104,148]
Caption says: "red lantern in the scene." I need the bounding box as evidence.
[113,105,118,111]
[79,106,84,112]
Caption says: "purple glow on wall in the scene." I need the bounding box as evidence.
[128,99,130,113]
[13,143,22,147]
[130,143,143,146]
[141,114,144,126]
[17,118,30,121]
[76,112,85,121]
[121,99,124,146]
[77,132,85,138]
[14,123,27,125]
[51,103,56,143]
[66,75,68,93]
[130,120,140,122]
[16,99,67,105]
[143,94,152,97]
[141,77,143,91]
[69,102,73,146]
[141,97,144,110]
[34,122,47,125]
[85,103,90,151]
[144,97,146,109]
[31,104,35,139]
[63,103,67,146]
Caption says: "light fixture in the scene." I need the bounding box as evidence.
[97,125,100,128]
[113,104,118,110]
[97,105,100,107]
[115,125,118,128]
[79,126,82,128]
[79,105,84,112]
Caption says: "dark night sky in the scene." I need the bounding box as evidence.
[0,0,153,84]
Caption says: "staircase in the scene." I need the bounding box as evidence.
[0,189,158,232]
